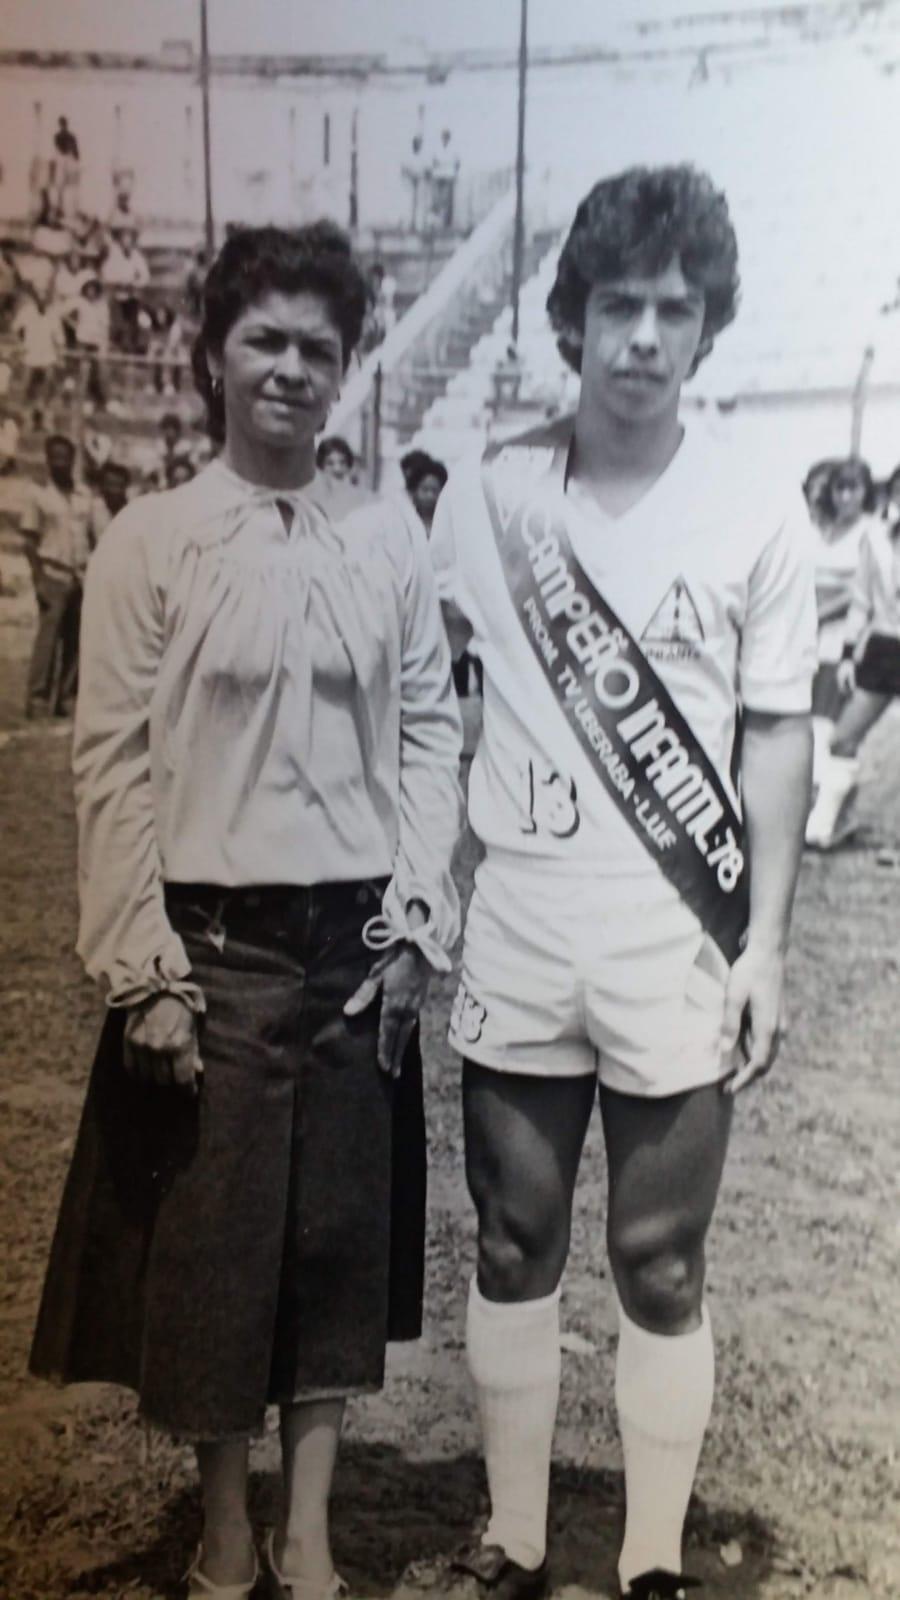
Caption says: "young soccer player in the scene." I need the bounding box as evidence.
[429,165,817,1600]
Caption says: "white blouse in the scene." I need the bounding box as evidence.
[73,459,463,1011]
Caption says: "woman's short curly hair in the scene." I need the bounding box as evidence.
[192,221,368,440]
[546,165,740,375]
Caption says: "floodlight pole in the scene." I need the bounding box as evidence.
[199,0,215,260]
[510,0,528,349]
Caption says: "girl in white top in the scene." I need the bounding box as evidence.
[805,492,900,847]
[29,222,462,1600]
[804,457,880,841]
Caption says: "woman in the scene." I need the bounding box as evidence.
[402,451,448,538]
[30,223,463,1599]
[804,455,878,842]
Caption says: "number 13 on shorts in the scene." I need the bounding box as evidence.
[517,758,581,839]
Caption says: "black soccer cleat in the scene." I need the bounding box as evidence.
[450,1541,550,1600]
[621,1571,701,1600]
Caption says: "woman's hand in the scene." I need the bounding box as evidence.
[836,658,856,695]
[123,994,204,1094]
[344,944,431,1079]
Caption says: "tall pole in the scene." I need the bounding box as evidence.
[349,105,359,231]
[510,0,528,348]
[199,0,215,260]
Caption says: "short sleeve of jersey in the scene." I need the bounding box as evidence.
[739,492,817,713]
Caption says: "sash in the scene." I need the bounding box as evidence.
[481,440,749,964]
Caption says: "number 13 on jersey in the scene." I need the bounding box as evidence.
[517,758,581,839]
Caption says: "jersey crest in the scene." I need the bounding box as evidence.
[641,577,705,662]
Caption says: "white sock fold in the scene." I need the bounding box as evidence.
[615,1301,715,1590]
[466,1277,561,1571]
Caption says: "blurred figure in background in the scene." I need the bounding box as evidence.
[402,450,476,698]
[316,434,354,482]
[804,457,878,842]
[403,133,428,232]
[430,128,460,230]
[402,451,447,537]
[87,460,131,546]
[68,277,110,411]
[13,286,64,412]
[806,473,900,847]
[19,433,91,718]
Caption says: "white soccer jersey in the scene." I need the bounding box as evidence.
[430,423,817,876]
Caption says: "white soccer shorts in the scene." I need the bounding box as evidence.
[449,855,736,1096]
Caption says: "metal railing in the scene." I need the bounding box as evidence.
[329,186,517,487]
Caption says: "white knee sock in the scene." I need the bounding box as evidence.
[805,754,860,846]
[615,1301,715,1590]
[466,1277,561,1570]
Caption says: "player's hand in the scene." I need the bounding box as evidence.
[720,946,785,1094]
[836,658,856,695]
[344,944,430,1078]
[123,994,204,1094]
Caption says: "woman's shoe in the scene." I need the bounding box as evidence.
[263,1528,347,1600]
[184,1544,260,1598]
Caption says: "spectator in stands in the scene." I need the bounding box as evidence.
[185,247,208,321]
[0,240,18,329]
[430,128,461,230]
[101,227,151,353]
[316,434,354,481]
[19,433,91,718]
[0,411,20,475]
[804,456,878,842]
[88,460,131,546]
[53,116,80,163]
[359,264,394,353]
[148,305,189,396]
[31,200,72,261]
[55,246,92,345]
[69,277,111,411]
[144,410,194,490]
[403,133,429,232]
[101,226,150,291]
[52,117,82,220]
[371,261,398,336]
[12,286,64,410]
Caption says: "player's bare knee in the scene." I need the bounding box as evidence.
[610,1221,704,1331]
[477,1199,567,1301]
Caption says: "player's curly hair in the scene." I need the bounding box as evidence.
[546,165,740,375]
[193,222,368,440]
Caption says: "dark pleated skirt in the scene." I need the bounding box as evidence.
[29,881,427,1439]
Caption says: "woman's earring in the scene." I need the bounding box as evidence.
[211,377,223,402]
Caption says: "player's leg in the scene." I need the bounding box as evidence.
[830,685,890,758]
[599,1082,732,1593]
[462,1063,595,1575]
[806,686,890,846]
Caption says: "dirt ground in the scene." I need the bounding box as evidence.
[1,552,898,1600]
